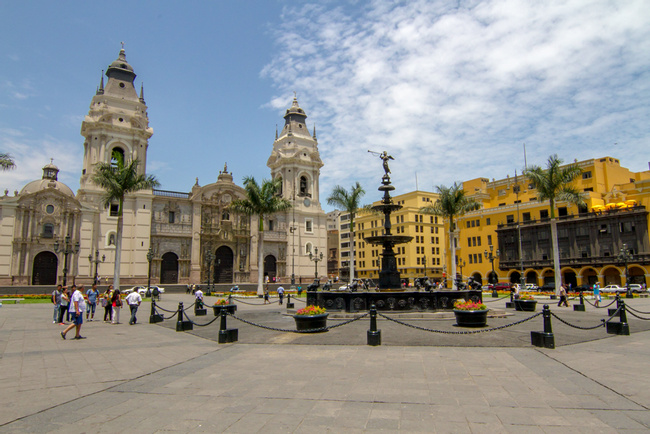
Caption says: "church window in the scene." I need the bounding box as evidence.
[168,211,175,224]
[299,176,308,196]
[108,233,116,246]
[305,218,313,233]
[305,243,312,254]
[268,219,274,231]
[222,211,229,221]
[109,204,119,217]
[46,205,54,214]
[110,148,125,168]
[42,223,54,238]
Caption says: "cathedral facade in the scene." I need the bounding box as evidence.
[0,49,327,287]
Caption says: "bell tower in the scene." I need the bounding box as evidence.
[79,47,153,191]
[267,96,327,282]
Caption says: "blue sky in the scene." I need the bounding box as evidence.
[1,0,649,212]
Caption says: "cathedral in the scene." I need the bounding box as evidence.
[0,49,327,287]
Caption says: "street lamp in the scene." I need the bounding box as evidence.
[422,255,427,277]
[458,258,466,284]
[309,247,324,280]
[88,250,105,285]
[146,248,154,293]
[205,249,215,295]
[617,243,634,299]
[54,235,80,286]
[485,245,499,297]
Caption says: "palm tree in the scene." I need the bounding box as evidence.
[327,182,365,284]
[524,154,583,293]
[229,177,291,296]
[91,152,159,290]
[0,153,15,170]
[421,182,479,289]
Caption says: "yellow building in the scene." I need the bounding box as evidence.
[351,190,446,284]
[454,156,650,288]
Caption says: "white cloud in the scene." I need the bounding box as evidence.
[263,0,650,204]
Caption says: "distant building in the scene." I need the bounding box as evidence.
[454,157,650,287]
[0,49,326,286]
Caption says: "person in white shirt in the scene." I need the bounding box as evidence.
[125,289,142,325]
[61,285,87,340]
[195,288,204,308]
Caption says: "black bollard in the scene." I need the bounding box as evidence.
[367,304,381,346]
[606,299,630,335]
[218,307,238,343]
[574,291,585,312]
[286,293,294,309]
[176,302,193,331]
[149,298,163,323]
[531,304,555,349]
[609,294,622,317]
[505,290,515,309]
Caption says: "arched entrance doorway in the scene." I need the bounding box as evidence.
[525,271,538,286]
[629,266,646,285]
[264,255,277,282]
[582,268,598,286]
[160,252,179,284]
[509,271,521,285]
[563,270,577,288]
[33,251,58,285]
[214,246,234,283]
[603,267,621,286]
[471,273,483,286]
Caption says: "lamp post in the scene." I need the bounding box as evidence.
[290,190,297,288]
[617,243,634,299]
[458,258,466,285]
[485,244,499,297]
[309,247,324,280]
[146,248,154,292]
[54,235,80,286]
[205,249,215,295]
[422,255,427,277]
[88,250,105,285]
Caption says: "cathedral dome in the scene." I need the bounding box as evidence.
[19,161,75,197]
[108,48,134,73]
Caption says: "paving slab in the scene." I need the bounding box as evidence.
[0,294,648,432]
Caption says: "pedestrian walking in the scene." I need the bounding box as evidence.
[593,282,601,307]
[51,285,62,323]
[558,284,569,307]
[195,287,204,308]
[86,283,99,321]
[277,285,284,305]
[65,285,76,322]
[61,285,86,340]
[102,286,113,322]
[111,289,122,324]
[264,284,270,304]
[58,287,69,324]
[125,289,142,325]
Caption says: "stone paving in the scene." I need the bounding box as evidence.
[0,293,649,433]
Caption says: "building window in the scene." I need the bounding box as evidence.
[487,234,492,245]
[168,211,175,224]
[305,243,312,254]
[523,212,531,221]
[540,209,549,219]
[42,223,54,238]
[582,171,592,179]
[506,215,514,223]
[268,219,274,231]
[558,207,568,217]
[305,219,313,233]
[109,204,119,217]
[222,211,230,220]
[107,232,116,246]
[486,218,491,225]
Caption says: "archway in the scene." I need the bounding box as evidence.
[581,268,598,286]
[509,271,521,285]
[264,255,277,281]
[563,270,577,288]
[32,251,58,285]
[525,271,538,286]
[214,246,234,283]
[471,273,483,285]
[602,267,622,286]
[628,266,646,285]
[542,270,554,285]
[160,252,179,284]
[487,271,498,284]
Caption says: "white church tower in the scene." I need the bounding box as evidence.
[76,47,154,286]
[267,97,327,284]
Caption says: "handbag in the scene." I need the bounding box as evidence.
[101,298,107,307]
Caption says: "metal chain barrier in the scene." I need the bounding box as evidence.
[153,304,178,313]
[626,309,650,320]
[376,310,542,334]
[483,293,511,303]
[153,306,178,320]
[549,312,606,330]
[626,305,650,315]
[231,298,271,306]
[181,310,221,327]
[227,311,369,333]
[584,298,617,308]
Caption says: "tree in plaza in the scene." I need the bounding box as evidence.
[229,177,292,296]
[0,153,15,170]
[91,152,159,290]
[524,154,583,293]
[327,182,365,284]
[421,182,479,289]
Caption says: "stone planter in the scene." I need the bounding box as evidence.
[453,309,488,327]
[293,313,329,332]
[514,299,537,312]
[212,304,237,316]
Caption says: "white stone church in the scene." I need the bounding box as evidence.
[0,49,327,287]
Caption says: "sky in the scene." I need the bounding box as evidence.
[1,0,649,212]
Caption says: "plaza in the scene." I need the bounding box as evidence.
[1,292,649,432]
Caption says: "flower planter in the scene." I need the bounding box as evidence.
[453,309,488,327]
[514,299,537,312]
[293,313,329,332]
[212,304,237,316]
